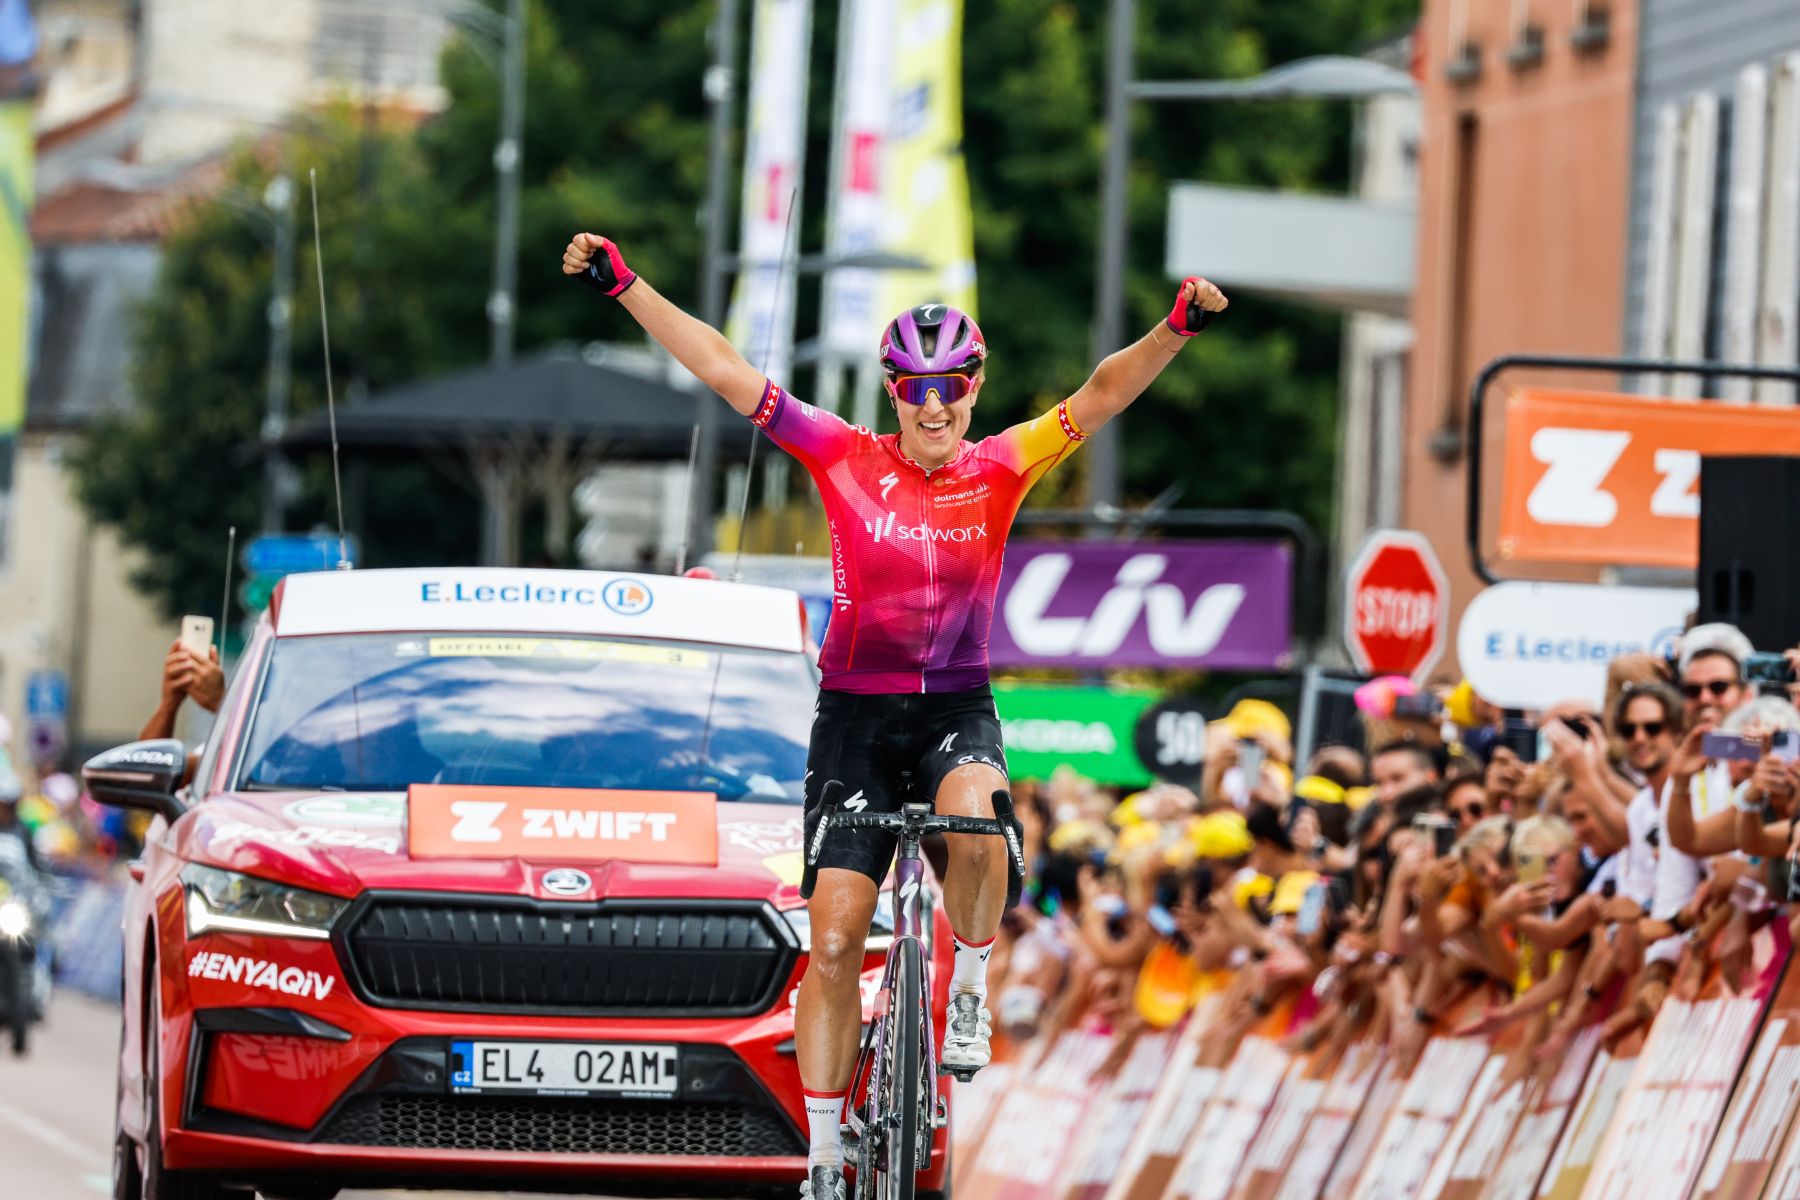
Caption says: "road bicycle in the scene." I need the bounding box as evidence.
[806,781,1023,1200]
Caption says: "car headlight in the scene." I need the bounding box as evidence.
[782,890,928,956]
[181,864,349,941]
[0,901,28,939]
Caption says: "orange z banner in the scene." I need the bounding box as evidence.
[408,784,718,865]
[1497,388,1800,568]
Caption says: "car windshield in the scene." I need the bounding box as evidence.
[236,632,816,802]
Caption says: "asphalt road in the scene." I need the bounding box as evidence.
[0,990,593,1200]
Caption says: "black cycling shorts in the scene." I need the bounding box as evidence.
[802,686,1009,890]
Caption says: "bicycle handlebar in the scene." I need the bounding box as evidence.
[824,811,1009,837]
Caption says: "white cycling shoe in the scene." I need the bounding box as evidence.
[940,992,993,1076]
[801,1163,846,1200]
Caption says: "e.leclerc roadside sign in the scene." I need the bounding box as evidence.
[1344,529,1449,682]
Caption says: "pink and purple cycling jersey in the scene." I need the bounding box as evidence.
[749,380,1086,694]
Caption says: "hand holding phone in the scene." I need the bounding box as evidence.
[179,615,215,658]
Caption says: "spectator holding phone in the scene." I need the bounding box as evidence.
[139,635,224,742]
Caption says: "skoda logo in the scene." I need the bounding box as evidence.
[543,868,592,896]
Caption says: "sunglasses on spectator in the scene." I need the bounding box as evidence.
[1619,720,1666,739]
[1681,680,1736,700]
[1450,801,1484,821]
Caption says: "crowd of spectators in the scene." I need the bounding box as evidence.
[983,621,1800,1077]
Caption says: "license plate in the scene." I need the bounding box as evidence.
[449,1040,680,1098]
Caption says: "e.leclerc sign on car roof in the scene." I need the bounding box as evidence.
[272,568,806,654]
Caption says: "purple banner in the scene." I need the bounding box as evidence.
[989,540,1293,670]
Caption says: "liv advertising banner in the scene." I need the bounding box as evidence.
[989,540,1293,670]
[992,682,1156,786]
[1455,582,1692,710]
[725,0,814,386]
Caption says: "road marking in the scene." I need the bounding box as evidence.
[0,1100,109,1171]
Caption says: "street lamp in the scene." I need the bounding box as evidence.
[1087,0,1418,510]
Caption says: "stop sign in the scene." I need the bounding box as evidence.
[1344,530,1449,680]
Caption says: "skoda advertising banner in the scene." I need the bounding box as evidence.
[993,683,1157,786]
[989,540,1293,670]
[1456,582,1693,709]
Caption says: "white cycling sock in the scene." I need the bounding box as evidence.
[950,932,995,998]
[804,1088,845,1169]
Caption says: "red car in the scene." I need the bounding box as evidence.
[85,568,955,1200]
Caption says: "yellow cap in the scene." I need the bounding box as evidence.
[1269,870,1321,916]
[1232,870,1274,910]
[1111,792,1146,827]
[1344,786,1375,810]
[1116,821,1162,854]
[1294,775,1347,806]
[1046,819,1112,856]
[1446,679,1480,728]
[1190,812,1254,859]
[1212,699,1292,745]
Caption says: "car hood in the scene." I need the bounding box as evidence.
[171,790,809,907]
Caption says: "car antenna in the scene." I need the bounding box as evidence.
[699,184,801,767]
[219,525,236,650]
[308,167,352,571]
[674,422,700,574]
[728,182,800,585]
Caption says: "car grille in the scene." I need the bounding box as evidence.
[341,898,790,1015]
[316,1094,805,1157]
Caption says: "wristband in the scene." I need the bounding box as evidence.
[1165,276,1216,336]
[577,237,638,297]
[1670,909,1691,933]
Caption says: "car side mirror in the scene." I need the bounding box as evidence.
[82,739,190,825]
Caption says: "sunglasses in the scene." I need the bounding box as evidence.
[1619,720,1666,739]
[887,373,977,406]
[1681,679,1736,701]
[1451,802,1484,821]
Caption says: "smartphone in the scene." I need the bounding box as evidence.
[1772,729,1800,764]
[1702,731,1766,763]
[1296,881,1328,937]
[1502,717,1539,763]
[1745,652,1797,686]
[1237,739,1266,789]
[1560,714,1598,741]
[1516,849,1547,884]
[1393,693,1445,720]
[1412,813,1455,858]
[179,614,214,657]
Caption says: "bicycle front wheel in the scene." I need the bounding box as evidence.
[879,937,923,1200]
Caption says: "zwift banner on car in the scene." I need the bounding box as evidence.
[725,0,814,385]
[818,0,977,360]
[989,540,1293,670]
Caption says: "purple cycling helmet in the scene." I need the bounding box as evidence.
[879,303,986,376]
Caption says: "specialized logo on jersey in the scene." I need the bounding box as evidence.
[939,732,958,753]
[879,471,900,502]
[864,512,989,543]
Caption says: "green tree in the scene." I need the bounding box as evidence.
[70,0,1417,621]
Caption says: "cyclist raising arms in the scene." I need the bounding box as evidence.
[562,232,1226,1199]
